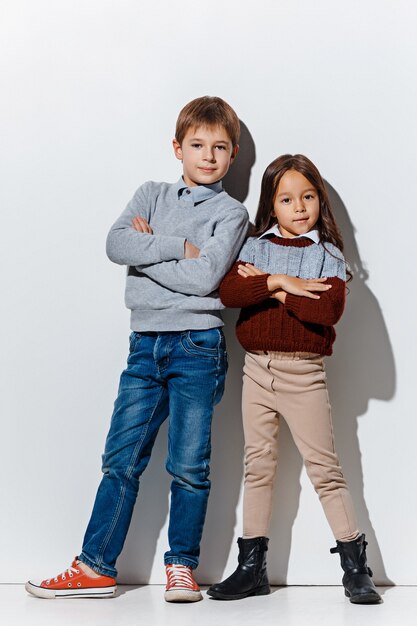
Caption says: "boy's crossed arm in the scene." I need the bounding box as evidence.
[131,216,200,259]
[106,185,186,266]
[133,209,249,297]
[106,182,249,297]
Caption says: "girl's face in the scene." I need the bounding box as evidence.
[272,169,320,238]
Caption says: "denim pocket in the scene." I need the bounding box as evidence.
[128,331,141,354]
[181,329,223,357]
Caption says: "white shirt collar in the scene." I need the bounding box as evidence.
[258,224,320,244]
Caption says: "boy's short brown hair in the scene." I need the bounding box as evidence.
[175,96,240,147]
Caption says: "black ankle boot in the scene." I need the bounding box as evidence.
[330,533,382,604]
[207,537,270,600]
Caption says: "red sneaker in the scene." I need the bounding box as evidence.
[164,563,202,602]
[25,558,117,599]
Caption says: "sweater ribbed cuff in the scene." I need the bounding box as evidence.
[251,274,271,301]
[284,293,303,316]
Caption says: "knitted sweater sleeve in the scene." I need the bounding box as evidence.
[138,207,249,297]
[284,276,346,325]
[219,261,271,307]
[106,182,185,265]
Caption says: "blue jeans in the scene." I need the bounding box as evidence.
[79,329,227,577]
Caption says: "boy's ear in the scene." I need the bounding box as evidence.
[230,144,239,162]
[172,138,183,161]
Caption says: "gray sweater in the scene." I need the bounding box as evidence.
[106,179,249,331]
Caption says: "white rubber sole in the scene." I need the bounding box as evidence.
[25,581,117,599]
[164,588,203,602]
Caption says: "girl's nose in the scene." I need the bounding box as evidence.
[295,200,306,212]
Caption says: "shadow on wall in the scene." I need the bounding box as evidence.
[267,182,396,585]
[116,121,256,584]
[221,121,256,203]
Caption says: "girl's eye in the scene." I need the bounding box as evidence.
[281,198,290,204]
[304,194,315,200]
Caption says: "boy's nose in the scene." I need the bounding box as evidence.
[202,149,216,162]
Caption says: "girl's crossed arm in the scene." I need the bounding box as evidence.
[236,263,345,326]
[238,264,330,300]
[219,262,329,308]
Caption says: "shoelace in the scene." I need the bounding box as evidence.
[46,563,80,584]
[166,564,195,589]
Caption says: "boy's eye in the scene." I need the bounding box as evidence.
[191,143,202,148]
[215,145,226,150]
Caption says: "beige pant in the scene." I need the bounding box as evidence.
[242,350,359,541]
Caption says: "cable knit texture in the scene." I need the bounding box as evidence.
[219,235,346,355]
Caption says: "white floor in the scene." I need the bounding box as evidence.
[1,585,414,626]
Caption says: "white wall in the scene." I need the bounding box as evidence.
[1,0,416,585]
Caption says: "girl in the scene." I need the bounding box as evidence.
[207,154,381,604]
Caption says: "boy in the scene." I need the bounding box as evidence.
[26,96,249,602]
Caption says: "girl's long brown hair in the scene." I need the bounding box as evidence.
[251,154,343,249]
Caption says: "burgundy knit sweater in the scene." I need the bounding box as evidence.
[219,236,346,356]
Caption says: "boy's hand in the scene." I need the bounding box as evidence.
[185,240,200,259]
[132,216,153,233]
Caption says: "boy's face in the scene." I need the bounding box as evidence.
[173,125,238,187]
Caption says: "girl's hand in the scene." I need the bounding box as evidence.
[268,274,331,300]
[132,216,153,233]
[270,290,286,303]
[237,263,267,277]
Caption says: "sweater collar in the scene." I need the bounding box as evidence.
[174,177,223,205]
